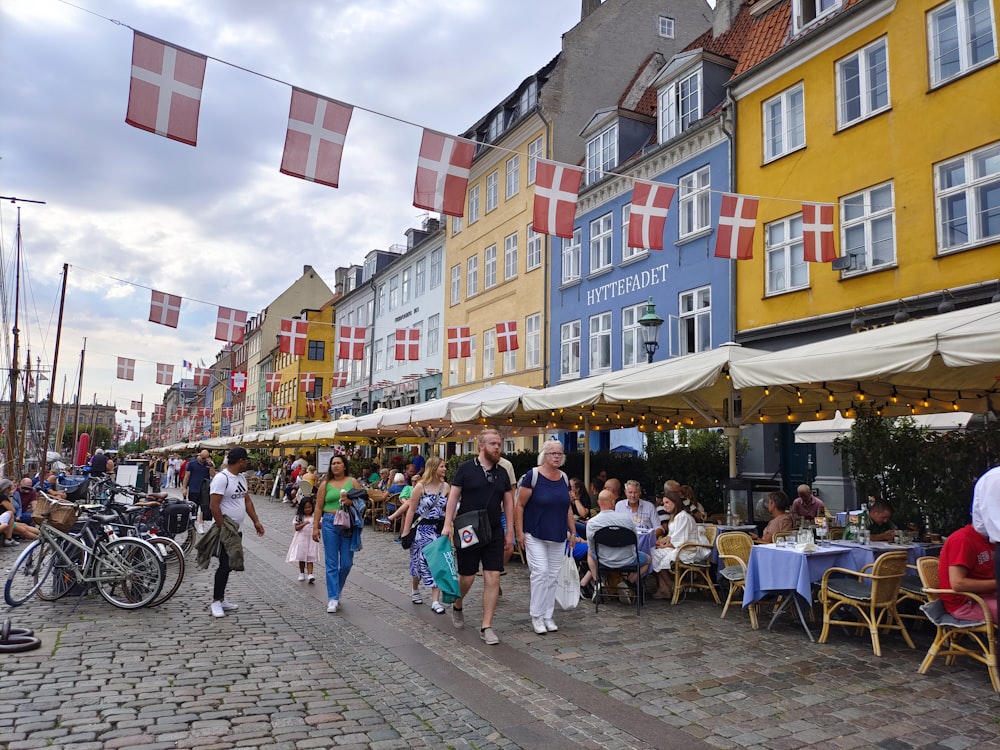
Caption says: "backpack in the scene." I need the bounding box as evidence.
[523,468,569,489]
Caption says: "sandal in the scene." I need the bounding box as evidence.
[431,601,445,614]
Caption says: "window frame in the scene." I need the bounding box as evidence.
[427,313,440,356]
[415,258,426,297]
[585,124,618,185]
[528,136,544,185]
[526,224,543,271]
[506,154,520,199]
[484,244,498,290]
[504,232,518,281]
[589,213,613,273]
[678,165,712,238]
[763,83,806,163]
[658,68,702,142]
[765,214,809,295]
[486,170,499,212]
[840,180,897,274]
[307,340,325,361]
[928,0,998,86]
[450,265,461,305]
[430,248,442,288]
[934,141,1000,253]
[793,0,842,35]
[483,329,496,379]
[561,229,582,284]
[467,255,479,297]
[525,313,541,369]
[560,320,581,380]
[658,15,675,38]
[621,303,644,369]
[468,184,480,224]
[588,311,612,375]
[678,286,712,356]
[836,36,890,129]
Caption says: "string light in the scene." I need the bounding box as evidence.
[890,388,899,404]
[922,391,931,408]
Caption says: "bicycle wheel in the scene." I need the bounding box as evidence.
[94,538,165,609]
[4,540,55,606]
[35,536,81,601]
[144,535,185,606]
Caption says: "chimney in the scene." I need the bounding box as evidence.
[713,0,744,38]
[581,0,602,21]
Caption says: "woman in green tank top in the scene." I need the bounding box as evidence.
[312,455,360,612]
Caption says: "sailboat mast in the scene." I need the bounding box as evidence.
[5,208,22,479]
[39,263,68,479]
[71,338,86,466]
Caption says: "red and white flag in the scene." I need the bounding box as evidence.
[496,321,518,352]
[331,370,348,388]
[338,325,366,360]
[413,129,475,217]
[215,307,247,343]
[125,32,207,146]
[230,371,248,392]
[629,181,675,251]
[265,372,282,393]
[280,88,353,188]
[117,357,136,381]
[394,328,420,361]
[198,407,211,419]
[148,290,182,328]
[155,363,174,385]
[130,399,142,410]
[193,368,211,388]
[533,160,583,239]
[802,202,837,262]
[300,373,316,392]
[447,326,471,359]
[279,318,309,356]
[221,406,233,419]
[714,194,759,260]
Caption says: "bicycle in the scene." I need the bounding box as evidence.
[4,494,166,609]
[101,482,199,556]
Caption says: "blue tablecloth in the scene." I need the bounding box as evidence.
[743,544,866,606]
[829,540,943,567]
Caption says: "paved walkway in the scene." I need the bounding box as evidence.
[2,488,999,749]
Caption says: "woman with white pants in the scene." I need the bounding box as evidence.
[514,440,575,635]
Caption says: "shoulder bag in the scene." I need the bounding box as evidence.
[454,508,492,550]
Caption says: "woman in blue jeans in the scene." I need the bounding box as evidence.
[312,455,363,613]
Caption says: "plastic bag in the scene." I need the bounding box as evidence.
[423,534,460,604]
[554,551,581,610]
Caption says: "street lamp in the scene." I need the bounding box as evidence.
[638,297,665,364]
[351,394,363,415]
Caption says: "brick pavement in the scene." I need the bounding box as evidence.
[2,488,998,750]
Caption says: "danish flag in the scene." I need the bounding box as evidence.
[533,160,583,239]
[338,325,366,360]
[117,357,136,381]
[265,372,282,393]
[330,370,348,388]
[447,326,472,359]
[279,318,309,356]
[413,129,475,217]
[125,32,207,146]
[193,368,211,388]
[394,328,420,361]
[131,399,142,410]
[230,371,248,392]
[714,194,759,260]
[222,407,233,419]
[801,202,837,263]
[215,307,247,343]
[198,407,211,419]
[280,88,353,188]
[148,290,182,328]
[155,363,174,385]
[496,321,518,353]
[629,181,675,251]
[300,373,316,392]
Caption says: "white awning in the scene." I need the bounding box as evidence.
[794,411,977,443]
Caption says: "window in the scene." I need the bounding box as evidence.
[621,203,646,261]
[621,303,644,368]
[659,15,675,38]
[377,284,386,314]
[763,83,805,162]
[586,125,617,184]
[467,255,479,296]
[385,333,396,369]
[765,214,809,294]
[486,170,499,212]
[589,312,612,374]
[526,224,542,271]
[679,287,711,355]
[658,69,701,141]
[483,329,496,378]
[929,0,998,85]
[487,112,503,142]
[465,334,477,382]
[528,136,544,184]
[678,165,711,237]
[560,320,581,379]
[401,268,411,304]
[519,81,537,116]
[525,313,540,369]
[412,321,423,361]
[306,376,323,400]
[793,0,842,33]
[373,339,384,373]
[506,155,520,199]
[452,215,461,235]
[837,37,889,128]
[427,313,440,356]
[503,343,516,374]
[935,142,1000,252]
[449,358,459,387]
[430,248,442,288]
[484,244,497,289]
[450,265,461,305]
[841,181,896,272]
[468,185,480,223]
[389,274,399,310]
[307,340,324,361]
[589,213,613,272]
[504,232,518,280]
[561,229,581,283]
[415,259,426,297]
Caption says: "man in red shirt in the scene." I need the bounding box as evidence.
[938,524,997,622]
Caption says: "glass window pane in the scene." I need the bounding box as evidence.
[977,181,1000,239]
[941,193,969,246]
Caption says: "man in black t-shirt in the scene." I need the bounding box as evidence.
[442,428,513,646]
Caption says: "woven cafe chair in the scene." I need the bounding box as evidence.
[716,531,758,629]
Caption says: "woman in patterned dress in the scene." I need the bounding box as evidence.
[400,456,450,613]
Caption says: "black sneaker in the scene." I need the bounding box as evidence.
[580,583,594,600]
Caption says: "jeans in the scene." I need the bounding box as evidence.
[321,514,355,601]
[213,541,231,601]
[524,533,565,620]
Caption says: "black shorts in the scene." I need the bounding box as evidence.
[455,526,505,576]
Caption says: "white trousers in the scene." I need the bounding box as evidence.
[524,533,565,620]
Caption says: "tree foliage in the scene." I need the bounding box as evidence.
[61,425,112,452]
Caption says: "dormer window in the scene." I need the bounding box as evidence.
[487,112,503,142]
[658,69,701,142]
[585,124,618,185]
[793,0,842,34]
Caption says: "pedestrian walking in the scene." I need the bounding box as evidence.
[400,456,450,613]
[287,496,318,583]
[312,454,363,613]
[441,428,514,645]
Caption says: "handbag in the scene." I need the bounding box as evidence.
[423,534,460,604]
[454,508,492,550]
[400,515,422,550]
[554,549,581,610]
[332,509,351,529]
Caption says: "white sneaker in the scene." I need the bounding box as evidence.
[210,601,225,618]
[531,617,547,634]
[327,599,339,613]
[307,574,315,584]
[544,618,559,632]
[219,600,239,611]
[297,573,306,581]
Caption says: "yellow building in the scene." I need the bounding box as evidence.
[730,0,1000,343]
[268,301,337,427]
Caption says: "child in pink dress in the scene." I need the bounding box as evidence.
[286,497,319,583]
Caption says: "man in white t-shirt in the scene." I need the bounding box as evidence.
[208,447,264,618]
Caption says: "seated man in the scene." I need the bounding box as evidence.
[791,484,826,523]
[581,490,650,603]
[867,500,897,542]
[938,523,997,621]
[16,477,41,523]
[751,490,794,544]
[614,479,658,531]
[1,479,39,545]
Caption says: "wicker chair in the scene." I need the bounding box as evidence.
[818,551,915,656]
[771,530,797,543]
[916,556,999,693]
[716,531,758,628]
[668,534,721,606]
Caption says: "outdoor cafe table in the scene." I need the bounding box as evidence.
[829,539,943,567]
[708,524,756,567]
[742,543,870,641]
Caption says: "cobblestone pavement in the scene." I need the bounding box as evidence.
[2,489,999,749]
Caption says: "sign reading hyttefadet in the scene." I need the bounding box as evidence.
[586,263,669,306]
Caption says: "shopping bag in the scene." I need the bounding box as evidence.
[423,534,460,604]
[554,550,581,610]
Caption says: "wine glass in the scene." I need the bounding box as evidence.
[816,522,828,546]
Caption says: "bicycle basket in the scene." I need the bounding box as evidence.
[32,494,79,532]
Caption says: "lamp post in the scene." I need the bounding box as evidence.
[351,393,363,415]
[638,297,665,364]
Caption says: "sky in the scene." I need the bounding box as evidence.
[0,0,586,438]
